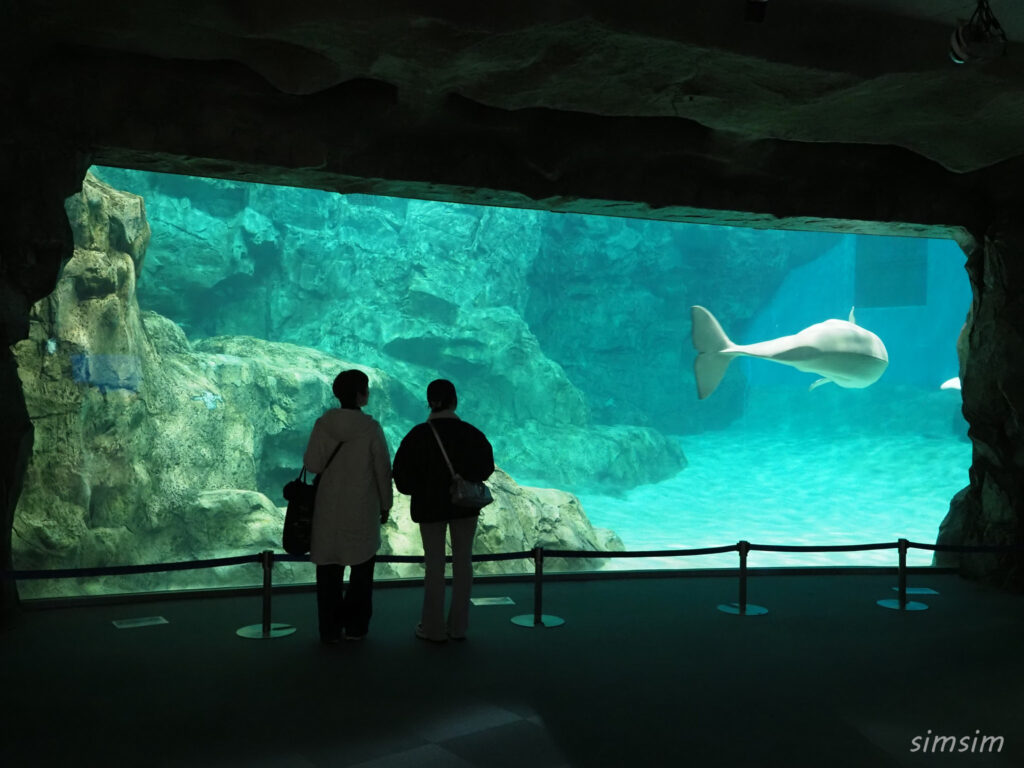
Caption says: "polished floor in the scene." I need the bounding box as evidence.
[2,571,1022,767]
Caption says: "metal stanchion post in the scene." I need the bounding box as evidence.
[237,550,298,638]
[512,546,564,628]
[877,539,928,611]
[899,539,908,610]
[718,541,768,615]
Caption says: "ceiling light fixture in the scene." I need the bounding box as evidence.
[950,0,1007,64]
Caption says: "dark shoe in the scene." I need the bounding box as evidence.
[344,632,366,642]
[320,636,341,646]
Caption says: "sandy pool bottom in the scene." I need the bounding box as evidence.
[572,430,971,571]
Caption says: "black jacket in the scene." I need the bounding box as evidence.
[392,415,495,523]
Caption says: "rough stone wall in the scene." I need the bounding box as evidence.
[526,216,828,432]
[937,222,1024,588]
[1,149,89,625]
[86,167,686,489]
[10,174,625,599]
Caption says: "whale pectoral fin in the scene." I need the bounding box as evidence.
[809,377,832,391]
[848,307,856,324]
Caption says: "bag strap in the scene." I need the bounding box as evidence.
[323,440,345,472]
[427,421,456,478]
[299,440,344,481]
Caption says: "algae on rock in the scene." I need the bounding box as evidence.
[89,166,687,491]
[13,173,625,597]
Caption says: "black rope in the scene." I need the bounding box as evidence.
[2,553,261,580]
[909,541,1024,553]
[544,545,739,559]
[376,551,532,564]
[274,551,533,566]
[751,542,896,553]
[273,554,312,564]
[472,551,535,562]
[5,540,1023,582]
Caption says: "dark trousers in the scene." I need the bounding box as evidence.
[316,556,375,641]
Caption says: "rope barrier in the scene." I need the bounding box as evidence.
[2,553,261,580]
[4,538,1020,636]
[544,544,739,558]
[468,551,536,563]
[3,540,1019,582]
[750,543,896,553]
[276,551,534,566]
[908,541,1024,553]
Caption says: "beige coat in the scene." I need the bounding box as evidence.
[303,408,393,566]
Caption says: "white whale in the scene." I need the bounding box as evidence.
[691,305,889,399]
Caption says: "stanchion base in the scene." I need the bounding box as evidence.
[236,622,297,638]
[717,603,768,616]
[876,599,928,612]
[511,614,565,628]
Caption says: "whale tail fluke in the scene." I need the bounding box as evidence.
[691,305,735,400]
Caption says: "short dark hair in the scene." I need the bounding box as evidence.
[426,379,457,412]
[333,369,369,408]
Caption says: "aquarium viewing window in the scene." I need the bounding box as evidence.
[9,167,973,598]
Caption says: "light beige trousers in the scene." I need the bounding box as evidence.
[418,516,479,640]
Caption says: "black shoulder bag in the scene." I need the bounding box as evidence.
[281,441,344,555]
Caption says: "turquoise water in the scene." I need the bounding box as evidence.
[568,235,973,569]
[13,167,973,596]
[576,429,971,569]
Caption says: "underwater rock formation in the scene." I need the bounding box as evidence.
[92,167,686,489]
[380,468,624,580]
[526,215,832,432]
[12,173,624,596]
[184,333,400,499]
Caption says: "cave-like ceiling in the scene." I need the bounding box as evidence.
[7,0,1024,175]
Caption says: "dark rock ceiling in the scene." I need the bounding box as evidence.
[7,0,1024,175]
[3,2,1024,599]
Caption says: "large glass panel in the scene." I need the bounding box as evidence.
[11,168,972,597]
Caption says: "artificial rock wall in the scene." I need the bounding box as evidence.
[10,175,625,597]
[1,149,91,622]
[93,167,834,439]
[937,221,1024,587]
[90,167,689,490]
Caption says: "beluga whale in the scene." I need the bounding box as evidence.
[690,306,889,399]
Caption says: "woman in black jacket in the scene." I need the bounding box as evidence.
[392,379,494,642]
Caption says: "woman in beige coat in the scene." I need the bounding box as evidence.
[303,369,393,644]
